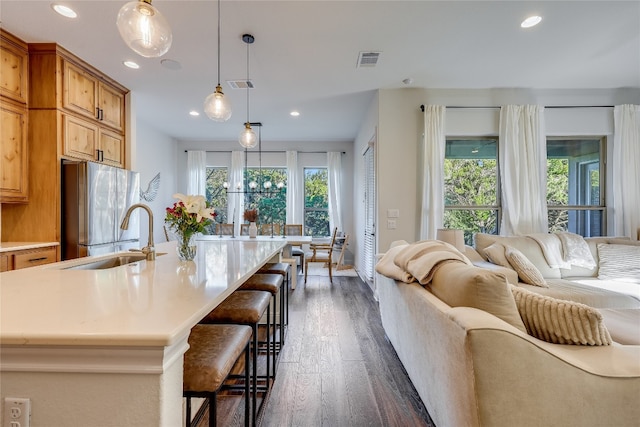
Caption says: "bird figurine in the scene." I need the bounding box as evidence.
[140,172,160,202]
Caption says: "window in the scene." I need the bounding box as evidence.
[205,167,228,234]
[546,137,605,237]
[243,168,287,227]
[304,168,330,237]
[444,138,500,244]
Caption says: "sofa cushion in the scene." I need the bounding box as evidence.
[597,243,640,283]
[559,237,640,279]
[505,246,548,288]
[556,232,597,269]
[511,285,612,346]
[483,243,511,268]
[519,279,640,309]
[475,233,562,279]
[430,262,527,333]
[599,309,640,345]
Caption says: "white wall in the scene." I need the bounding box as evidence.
[354,87,640,267]
[133,120,179,246]
[175,139,355,239]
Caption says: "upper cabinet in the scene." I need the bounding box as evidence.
[0,30,28,104]
[63,60,124,132]
[29,43,129,168]
[1,30,29,203]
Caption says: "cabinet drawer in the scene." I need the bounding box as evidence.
[13,248,57,269]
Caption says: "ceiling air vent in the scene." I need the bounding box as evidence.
[357,51,381,68]
[227,80,254,90]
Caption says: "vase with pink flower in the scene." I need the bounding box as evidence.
[165,193,216,261]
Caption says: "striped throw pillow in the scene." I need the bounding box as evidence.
[597,244,640,283]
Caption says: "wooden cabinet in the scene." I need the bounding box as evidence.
[0,100,28,202]
[62,60,124,132]
[1,39,128,248]
[1,30,28,104]
[1,30,29,203]
[1,245,58,271]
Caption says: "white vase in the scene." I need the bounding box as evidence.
[249,222,258,238]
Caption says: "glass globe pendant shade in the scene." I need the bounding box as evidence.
[204,85,232,122]
[117,0,172,58]
[239,123,257,148]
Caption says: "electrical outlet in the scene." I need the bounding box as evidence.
[387,219,397,229]
[3,397,30,427]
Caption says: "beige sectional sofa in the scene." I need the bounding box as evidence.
[376,236,640,427]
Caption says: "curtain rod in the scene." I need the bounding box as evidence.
[185,150,346,154]
[419,104,614,112]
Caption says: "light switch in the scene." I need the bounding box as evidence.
[387,209,400,218]
[387,219,397,229]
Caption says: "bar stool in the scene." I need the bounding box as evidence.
[238,273,284,378]
[200,290,271,424]
[257,263,290,340]
[183,324,252,427]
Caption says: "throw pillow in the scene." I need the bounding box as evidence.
[555,231,597,269]
[511,285,612,346]
[430,262,527,333]
[483,243,511,268]
[505,246,548,288]
[597,244,640,283]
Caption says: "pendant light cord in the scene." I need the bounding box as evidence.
[246,37,250,124]
[217,0,221,86]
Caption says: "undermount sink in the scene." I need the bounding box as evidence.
[64,253,166,270]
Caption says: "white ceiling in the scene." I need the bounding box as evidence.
[2,1,639,143]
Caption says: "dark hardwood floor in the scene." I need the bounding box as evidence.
[197,270,435,427]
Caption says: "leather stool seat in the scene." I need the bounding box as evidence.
[200,290,271,424]
[238,273,284,379]
[255,264,290,342]
[183,324,252,427]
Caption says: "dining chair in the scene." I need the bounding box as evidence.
[284,224,305,272]
[259,223,280,236]
[304,227,338,284]
[216,223,235,236]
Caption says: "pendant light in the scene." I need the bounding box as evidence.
[203,0,232,122]
[116,0,172,58]
[239,34,257,148]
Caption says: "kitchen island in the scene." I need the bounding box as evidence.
[0,239,285,426]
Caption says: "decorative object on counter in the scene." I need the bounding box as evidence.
[140,172,160,202]
[244,209,258,238]
[165,194,216,261]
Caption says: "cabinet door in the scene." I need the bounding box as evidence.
[0,254,9,272]
[63,60,99,121]
[0,34,28,104]
[63,113,99,161]
[0,100,28,202]
[99,82,124,131]
[99,128,124,168]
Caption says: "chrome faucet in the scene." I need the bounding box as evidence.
[121,203,156,261]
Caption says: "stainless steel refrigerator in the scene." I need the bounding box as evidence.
[62,160,140,259]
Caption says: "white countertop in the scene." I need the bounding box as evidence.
[0,242,59,252]
[0,240,285,347]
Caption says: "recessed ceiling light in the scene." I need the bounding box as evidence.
[123,61,140,69]
[521,15,542,28]
[290,111,300,117]
[189,111,200,117]
[51,3,77,18]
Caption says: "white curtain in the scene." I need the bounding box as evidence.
[419,105,446,240]
[229,151,245,236]
[613,104,640,240]
[186,150,206,196]
[499,105,548,236]
[327,152,343,233]
[286,151,302,224]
